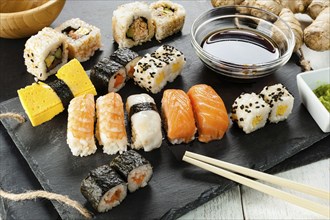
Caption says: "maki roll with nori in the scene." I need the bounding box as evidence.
[110,48,141,78]
[81,165,127,212]
[90,57,127,95]
[110,150,153,192]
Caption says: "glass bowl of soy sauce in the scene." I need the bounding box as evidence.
[191,5,295,79]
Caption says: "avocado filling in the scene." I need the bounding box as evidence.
[155,5,175,16]
[45,46,63,72]
[62,26,91,40]
[126,17,149,41]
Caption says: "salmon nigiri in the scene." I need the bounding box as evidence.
[161,89,196,144]
[96,92,127,155]
[187,84,229,143]
[67,93,97,156]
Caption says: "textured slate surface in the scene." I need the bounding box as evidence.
[0,1,329,220]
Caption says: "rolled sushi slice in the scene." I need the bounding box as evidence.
[161,89,196,144]
[56,18,102,62]
[259,84,294,123]
[24,27,69,80]
[151,45,186,82]
[67,94,97,157]
[96,92,128,155]
[133,53,168,94]
[112,2,155,48]
[110,150,153,193]
[187,84,229,143]
[230,93,271,134]
[150,0,186,41]
[110,48,142,78]
[126,94,162,151]
[81,164,127,212]
[90,57,127,95]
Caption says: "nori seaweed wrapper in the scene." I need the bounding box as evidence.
[110,48,140,66]
[80,164,125,210]
[90,58,124,95]
[45,78,74,108]
[110,150,151,179]
[129,102,158,119]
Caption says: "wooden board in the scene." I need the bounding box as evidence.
[0,1,329,219]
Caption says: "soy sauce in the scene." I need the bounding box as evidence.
[202,29,280,65]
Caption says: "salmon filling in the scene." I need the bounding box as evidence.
[105,189,122,204]
[132,173,146,185]
[62,26,91,40]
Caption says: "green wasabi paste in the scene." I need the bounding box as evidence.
[313,84,330,112]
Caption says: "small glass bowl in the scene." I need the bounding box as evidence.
[191,6,295,79]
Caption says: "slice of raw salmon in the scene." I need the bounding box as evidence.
[187,84,229,143]
[161,89,196,144]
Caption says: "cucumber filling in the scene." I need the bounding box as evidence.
[45,46,63,72]
[126,17,149,41]
[155,5,175,16]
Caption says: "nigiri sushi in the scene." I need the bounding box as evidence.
[230,93,271,134]
[67,94,97,157]
[187,84,229,143]
[96,92,128,155]
[161,89,196,144]
[126,94,162,151]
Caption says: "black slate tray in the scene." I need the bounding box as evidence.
[1,50,329,220]
[1,1,329,219]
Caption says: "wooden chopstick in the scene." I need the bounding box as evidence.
[185,151,330,200]
[183,151,330,218]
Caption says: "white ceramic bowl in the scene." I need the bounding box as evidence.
[297,68,330,132]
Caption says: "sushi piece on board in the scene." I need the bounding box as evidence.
[56,59,97,97]
[133,53,168,94]
[90,57,127,95]
[110,150,153,192]
[161,89,196,144]
[259,84,294,123]
[151,45,186,82]
[67,94,97,157]
[96,92,128,155]
[110,48,141,78]
[230,93,271,134]
[81,165,127,212]
[112,2,155,48]
[150,0,186,41]
[17,59,96,127]
[126,94,162,151]
[56,18,102,62]
[24,27,69,80]
[187,84,229,143]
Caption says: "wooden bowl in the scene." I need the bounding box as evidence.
[0,0,66,39]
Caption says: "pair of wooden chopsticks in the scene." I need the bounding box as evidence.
[183,151,330,217]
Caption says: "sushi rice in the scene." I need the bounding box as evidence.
[56,18,102,62]
[24,27,69,81]
[231,93,271,134]
[260,84,294,123]
[126,94,162,151]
